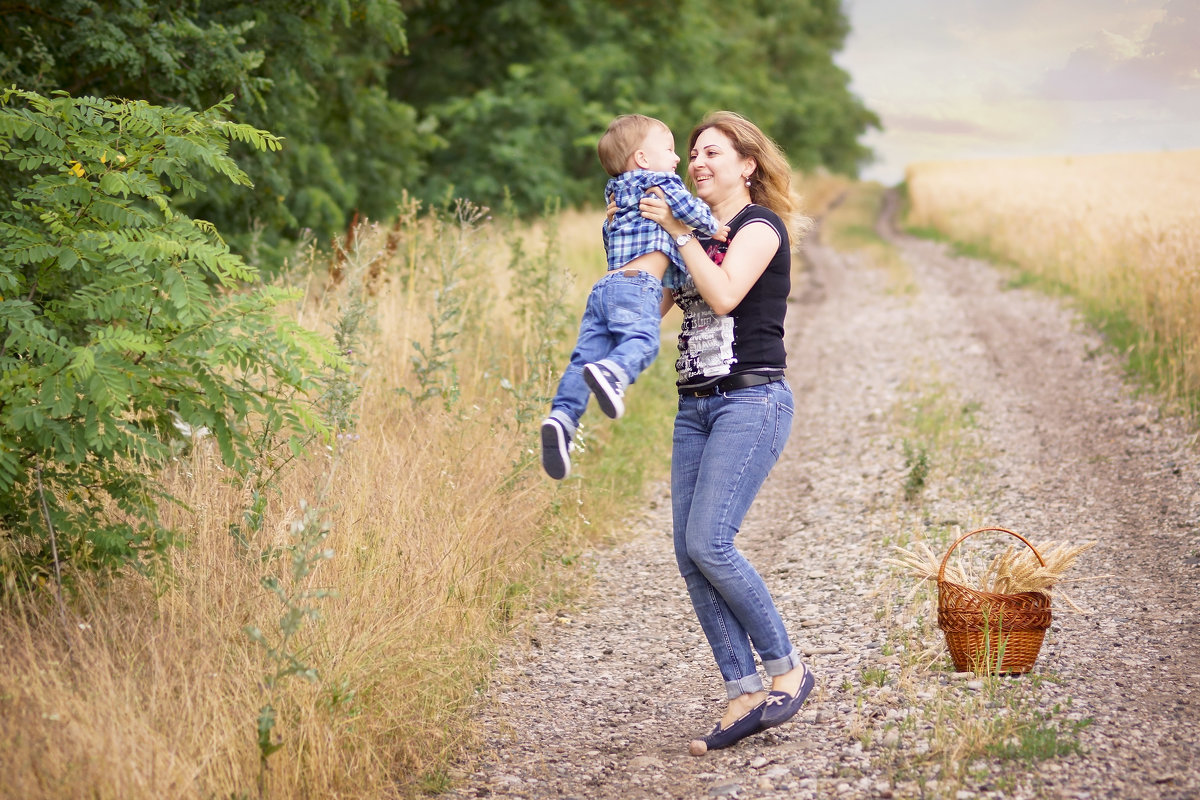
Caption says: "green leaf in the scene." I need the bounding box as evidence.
[58,246,78,270]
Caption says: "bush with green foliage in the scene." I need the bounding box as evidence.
[0,88,339,587]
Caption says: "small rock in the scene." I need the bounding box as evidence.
[628,755,662,771]
[803,645,841,655]
[709,781,741,797]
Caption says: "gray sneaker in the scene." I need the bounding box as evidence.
[540,417,571,480]
[583,362,626,419]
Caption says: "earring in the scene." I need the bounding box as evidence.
[745,177,752,187]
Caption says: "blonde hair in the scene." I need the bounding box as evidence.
[597,114,669,177]
[688,111,811,240]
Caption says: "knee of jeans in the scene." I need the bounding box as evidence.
[685,534,732,576]
[674,543,700,578]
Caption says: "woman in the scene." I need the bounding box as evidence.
[639,111,814,755]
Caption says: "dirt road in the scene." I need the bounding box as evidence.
[447,196,1200,800]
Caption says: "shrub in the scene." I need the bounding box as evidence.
[0,88,339,589]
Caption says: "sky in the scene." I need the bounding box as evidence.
[834,0,1200,184]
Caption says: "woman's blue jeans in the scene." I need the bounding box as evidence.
[672,379,801,699]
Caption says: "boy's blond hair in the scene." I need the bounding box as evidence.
[597,114,669,177]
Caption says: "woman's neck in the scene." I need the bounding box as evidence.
[711,192,753,225]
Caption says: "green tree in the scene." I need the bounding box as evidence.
[0,88,339,585]
[393,0,879,211]
[1,1,439,244]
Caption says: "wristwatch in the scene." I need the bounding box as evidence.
[675,232,696,247]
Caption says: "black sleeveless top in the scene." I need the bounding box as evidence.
[673,204,790,390]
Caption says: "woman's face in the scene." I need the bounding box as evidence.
[688,127,753,205]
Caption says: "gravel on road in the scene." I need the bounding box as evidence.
[446,199,1200,800]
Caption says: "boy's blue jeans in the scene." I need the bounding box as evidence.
[548,269,663,435]
[672,379,802,699]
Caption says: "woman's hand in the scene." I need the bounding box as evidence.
[605,193,617,225]
[640,187,728,241]
[660,288,676,317]
[639,185,776,314]
[638,187,689,238]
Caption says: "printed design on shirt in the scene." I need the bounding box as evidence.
[674,274,735,380]
[707,242,726,266]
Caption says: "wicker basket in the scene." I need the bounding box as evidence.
[937,527,1052,674]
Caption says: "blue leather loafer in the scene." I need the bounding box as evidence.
[760,664,815,728]
[689,700,766,755]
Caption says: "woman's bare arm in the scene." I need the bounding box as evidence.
[640,193,778,315]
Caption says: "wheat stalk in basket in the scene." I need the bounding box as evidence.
[886,538,1103,612]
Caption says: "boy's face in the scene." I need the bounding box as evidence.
[636,126,680,173]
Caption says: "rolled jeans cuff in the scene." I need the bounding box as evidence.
[763,649,802,678]
[724,673,765,700]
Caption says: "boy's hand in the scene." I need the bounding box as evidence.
[711,224,731,243]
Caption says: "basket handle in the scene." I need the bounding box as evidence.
[937,527,1046,582]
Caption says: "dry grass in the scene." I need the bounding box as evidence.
[820,180,916,294]
[0,172,838,797]
[794,169,855,220]
[0,204,665,799]
[905,149,1200,412]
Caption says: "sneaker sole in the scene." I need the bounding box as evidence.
[540,421,570,480]
[583,364,626,419]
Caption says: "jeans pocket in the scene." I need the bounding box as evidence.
[607,280,654,324]
[722,386,771,405]
[771,400,794,458]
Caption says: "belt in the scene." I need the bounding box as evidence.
[678,372,784,397]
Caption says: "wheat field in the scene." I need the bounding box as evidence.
[905,149,1200,412]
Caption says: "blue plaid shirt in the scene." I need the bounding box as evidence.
[602,170,718,290]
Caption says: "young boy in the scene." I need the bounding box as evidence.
[540,114,719,479]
